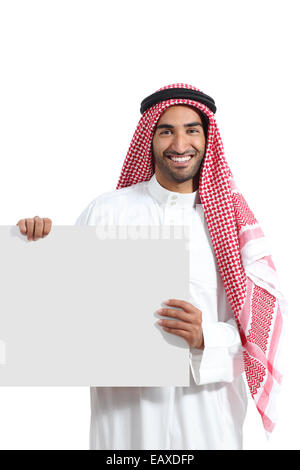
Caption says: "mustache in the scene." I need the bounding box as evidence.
[164,151,196,157]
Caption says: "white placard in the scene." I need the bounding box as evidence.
[0,225,190,386]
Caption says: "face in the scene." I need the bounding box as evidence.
[152,105,206,192]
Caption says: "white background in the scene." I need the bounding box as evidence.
[0,0,298,450]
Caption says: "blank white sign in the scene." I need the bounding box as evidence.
[0,225,190,386]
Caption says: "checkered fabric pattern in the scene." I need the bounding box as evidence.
[116,83,286,435]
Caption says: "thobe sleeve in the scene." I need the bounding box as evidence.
[189,283,245,386]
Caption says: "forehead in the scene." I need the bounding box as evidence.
[155,104,203,125]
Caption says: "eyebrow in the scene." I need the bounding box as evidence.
[155,122,203,130]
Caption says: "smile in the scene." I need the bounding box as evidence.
[168,155,192,162]
[166,155,194,166]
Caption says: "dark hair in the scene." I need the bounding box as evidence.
[199,111,209,140]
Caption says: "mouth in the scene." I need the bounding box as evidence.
[165,154,194,167]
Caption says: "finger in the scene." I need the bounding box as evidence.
[157,308,192,323]
[26,219,35,240]
[42,218,52,237]
[162,327,190,341]
[159,319,192,331]
[33,217,44,240]
[17,219,27,235]
[163,299,195,313]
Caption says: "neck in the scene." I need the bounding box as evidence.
[154,170,199,193]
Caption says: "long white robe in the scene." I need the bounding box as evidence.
[75,174,248,450]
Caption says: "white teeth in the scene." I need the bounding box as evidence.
[170,156,192,162]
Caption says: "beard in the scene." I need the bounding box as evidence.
[152,150,205,184]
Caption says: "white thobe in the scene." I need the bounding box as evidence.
[75,174,248,450]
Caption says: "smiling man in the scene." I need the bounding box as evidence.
[77,96,249,450]
[17,83,286,450]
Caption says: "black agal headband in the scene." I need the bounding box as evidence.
[140,87,217,115]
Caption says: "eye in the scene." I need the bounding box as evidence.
[159,129,200,136]
[160,130,172,135]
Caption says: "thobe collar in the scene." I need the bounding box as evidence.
[147,173,200,207]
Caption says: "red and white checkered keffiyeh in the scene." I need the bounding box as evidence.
[116,83,287,436]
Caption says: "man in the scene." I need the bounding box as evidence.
[17,83,286,450]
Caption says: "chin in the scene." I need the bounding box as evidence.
[168,173,195,184]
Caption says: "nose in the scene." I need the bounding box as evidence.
[169,133,191,154]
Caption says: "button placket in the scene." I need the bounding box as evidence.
[164,202,177,225]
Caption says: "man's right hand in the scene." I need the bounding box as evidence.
[16,216,52,241]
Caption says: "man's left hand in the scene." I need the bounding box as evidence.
[157,299,204,350]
